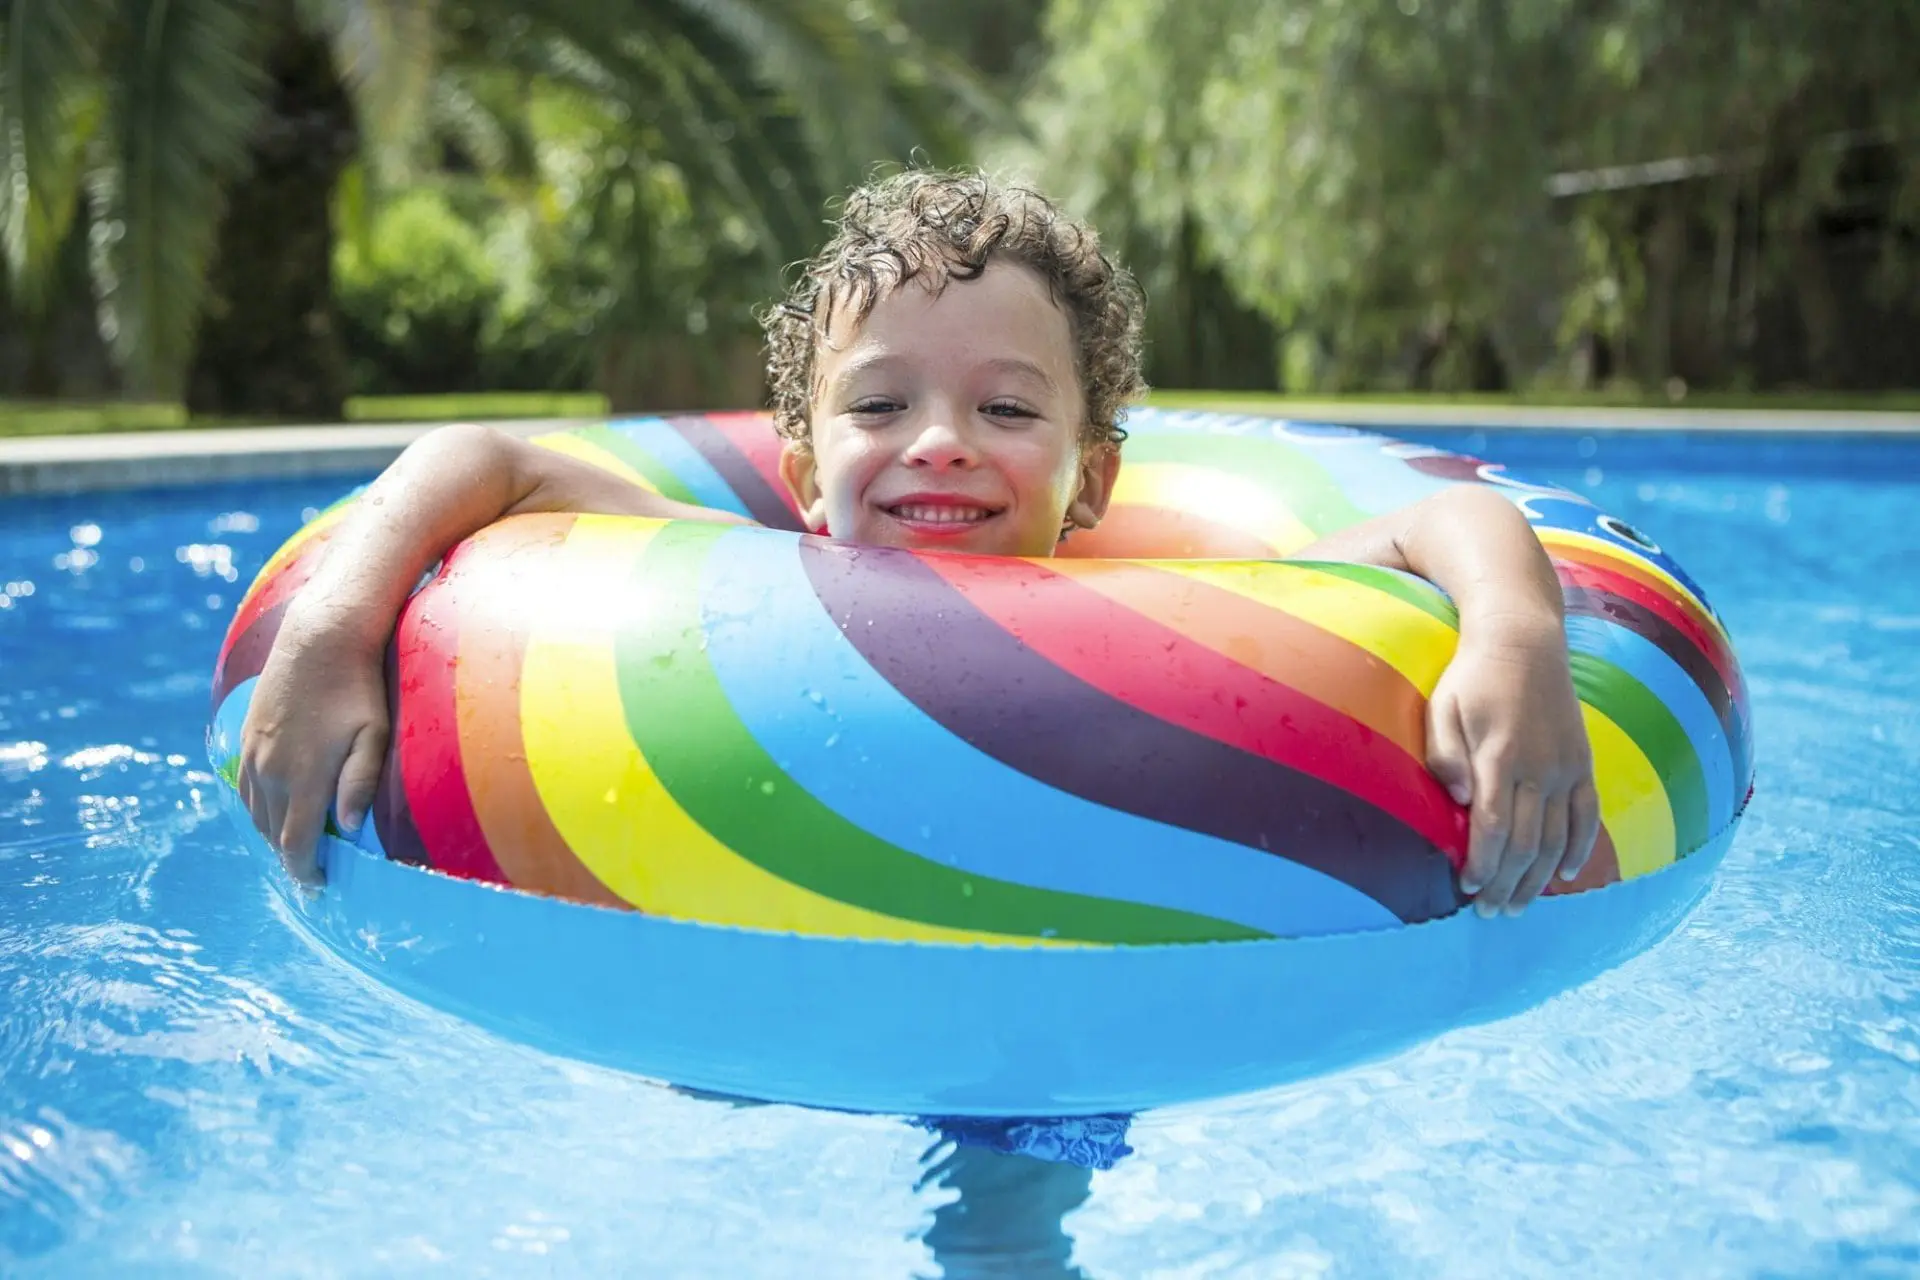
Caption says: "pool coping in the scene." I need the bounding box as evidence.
[0,419,567,496]
[2,404,1917,495]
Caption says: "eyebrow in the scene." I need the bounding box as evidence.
[827,351,1061,396]
[980,357,1061,395]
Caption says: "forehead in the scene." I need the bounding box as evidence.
[816,258,1075,376]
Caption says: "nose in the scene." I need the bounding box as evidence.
[901,406,979,469]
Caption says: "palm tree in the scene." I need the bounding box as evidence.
[0,0,991,417]
[418,1,992,408]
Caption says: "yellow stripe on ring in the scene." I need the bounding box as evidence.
[238,501,353,611]
[1537,527,1731,648]
[1111,462,1318,555]
[1164,560,1460,696]
[1048,559,1425,756]
[518,517,1029,944]
[1583,702,1676,879]
[529,431,660,492]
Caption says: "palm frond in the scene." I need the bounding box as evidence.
[103,0,266,391]
[577,35,795,269]
[306,0,439,173]
[675,0,998,180]
[0,0,113,310]
[502,9,814,269]
[429,65,554,198]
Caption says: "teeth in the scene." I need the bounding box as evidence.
[892,504,991,524]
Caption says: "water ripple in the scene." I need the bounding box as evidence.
[4,461,1920,1275]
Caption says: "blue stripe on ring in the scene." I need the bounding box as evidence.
[1276,435,1449,519]
[697,528,1399,935]
[607,416,753,518]
[1565,612,1736,831]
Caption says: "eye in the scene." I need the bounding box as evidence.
[982,400,1037,421]
[848,398,902,416]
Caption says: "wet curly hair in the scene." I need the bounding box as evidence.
[761,169,1147,452]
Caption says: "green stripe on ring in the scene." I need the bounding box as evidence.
[614,521,1266,944]
[1569,651,1708,856]
[1122,432,1370,536]
[1297,560,1460,627]
[573,423,701,507]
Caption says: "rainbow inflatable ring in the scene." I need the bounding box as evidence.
[208,409,1751,1116]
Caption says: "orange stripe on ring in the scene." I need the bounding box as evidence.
[1050,558,1431,762]
[451,516,628,909]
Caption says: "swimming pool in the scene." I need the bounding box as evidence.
[3,425,1916,1277]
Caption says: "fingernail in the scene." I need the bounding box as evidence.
[1504,904,1525,918]
[1448,784,1471,805]
[1460,881,1481,895]
[1559,867,1579,881]
[1474,901,1496,919]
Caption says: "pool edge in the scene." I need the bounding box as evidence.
[3,406,1918,495]
[0,418,577,496]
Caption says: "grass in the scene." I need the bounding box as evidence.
[5,387,1920,439]
[0,401,190,436]
[345,392,610,422]
[0,391,611,439]
[1147,388,1920,414]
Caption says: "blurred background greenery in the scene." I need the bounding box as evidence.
[0,0,1915,429]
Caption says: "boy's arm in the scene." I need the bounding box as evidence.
[238,424,748,881]
[1292,485,1600,915]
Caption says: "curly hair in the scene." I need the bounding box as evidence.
[762,169,1147,451]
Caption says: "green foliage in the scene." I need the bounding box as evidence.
[2,0,991,407]
[0,0,270,392]
[334,187,500,392]
[0,0,437,398]
[0,0,112,313]
[1024,0,1920,393]
[375,1,997,406]
[108,0,275,390]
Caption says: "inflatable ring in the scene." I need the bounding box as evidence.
[207,409,1752,1115]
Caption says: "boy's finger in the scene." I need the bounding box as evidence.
[1478,780,1543,914]
[1511,791,1569,909]
[237,767,260,835]
[1425,701,1473,807]
[263,790,290,854]
[1461,765,1512,897]
[334,725,389,836]
[1560,782,1602,881]
[277,794,327,885]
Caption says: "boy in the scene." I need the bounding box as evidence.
[239,169,1598,917]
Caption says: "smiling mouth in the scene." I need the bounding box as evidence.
[883,502,1002,526]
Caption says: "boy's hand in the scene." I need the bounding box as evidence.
[227,425,751,886]
[1425,617,1600,916]
[237,606,390,885]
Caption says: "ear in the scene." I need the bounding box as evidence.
[778,440,830,534]
[1064,443,1123,531]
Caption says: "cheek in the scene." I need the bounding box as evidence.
[815,438,887,514]
[1012,437,1085,509]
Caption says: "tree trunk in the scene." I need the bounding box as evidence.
[1637,197,1687,389]
[1788,223,1846,389]
[185,9,356,420]
[1,208,123,400]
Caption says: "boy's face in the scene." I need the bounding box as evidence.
[778,258,1120,558]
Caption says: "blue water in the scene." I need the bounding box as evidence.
[4,429,1919,1277]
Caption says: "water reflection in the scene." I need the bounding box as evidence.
[683,1086,1126,1277]
[920,1141,1096,1279]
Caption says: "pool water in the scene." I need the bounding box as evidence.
[3,428,1918,1278]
